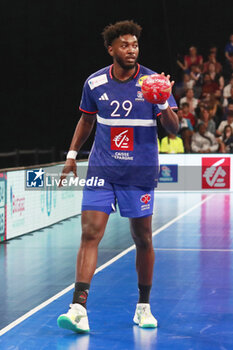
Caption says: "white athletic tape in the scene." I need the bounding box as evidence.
[66,150,78,159]
[157,101,169,110]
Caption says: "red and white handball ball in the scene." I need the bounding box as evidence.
[141,74,171,104]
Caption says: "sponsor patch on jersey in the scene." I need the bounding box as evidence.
[136,75,149,87]
[135,90,145,101]
[88,74,108,90]
[111,152,134,161]
[111,127,134,151]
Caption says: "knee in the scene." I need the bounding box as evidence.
[81,221,103,243]
[133,229,153,249]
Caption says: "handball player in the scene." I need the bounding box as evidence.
[57,20,178,333]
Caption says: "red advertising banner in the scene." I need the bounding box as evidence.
[202,157,231,189]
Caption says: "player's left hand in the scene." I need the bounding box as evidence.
[160,72,175,89]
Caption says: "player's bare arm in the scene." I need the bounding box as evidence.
[60,113,96,181]
[159,104,179,135]
[159,74,179,134]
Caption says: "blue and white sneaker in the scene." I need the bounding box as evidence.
[133,303,158,328]
[57,303,90,333]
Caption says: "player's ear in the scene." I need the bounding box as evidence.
[108,45,114,57]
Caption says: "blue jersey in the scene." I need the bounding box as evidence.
[80,64,177,187]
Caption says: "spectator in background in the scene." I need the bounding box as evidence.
[201,73,219,97]
[177,108,193,153]
[191,123,219,153]
[177,47,203,73]
[224,53,233,80]
[190,64,203,98]
[223,87,233,110]
[225,34,233,63]
[224,35,233,80]
[180,88,199,114]
[195,100,208,120]
[227,103,233,112]
[174,73,194,100]
[209,46,218,54]
[197,107,216,135]
[160,134,184,154]
[208,92,224,128]
[203,50,222,74]
[207,63,224,91]
[216,110,233,136]
[181,102,196,127]
[224,102,233,120]
[218,125,233,153]
[184,46,203,72]
[208,46,218,58]
[223,75,233,99]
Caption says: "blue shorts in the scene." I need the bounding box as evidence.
[82,181,154,218]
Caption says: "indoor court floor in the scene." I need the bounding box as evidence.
[0,192,233,349]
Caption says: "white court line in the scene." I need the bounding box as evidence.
[0,193,215,336]
[155,248,233,252]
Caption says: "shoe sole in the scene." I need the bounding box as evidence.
[57,315,90,333]
[133,317,158,328]
[139,323,158,328]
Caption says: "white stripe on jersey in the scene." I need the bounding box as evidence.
[97,115,157,127]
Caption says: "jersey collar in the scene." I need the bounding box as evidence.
[109,63,140,82]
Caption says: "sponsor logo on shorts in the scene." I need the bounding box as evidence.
[140,194,151,204]
[202,157,230,189]
[111,127,134,151]
[140,193,151,211]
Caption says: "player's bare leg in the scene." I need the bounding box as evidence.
[76,210,109,283]
[57,210,109,333]
[130,215,154,285]
[130,215,157,328]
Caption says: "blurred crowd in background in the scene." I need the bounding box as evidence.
[159,34,233,154]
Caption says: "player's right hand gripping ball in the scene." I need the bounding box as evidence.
[141,74,171,104]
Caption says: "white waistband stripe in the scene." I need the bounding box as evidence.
[97,115,157,127]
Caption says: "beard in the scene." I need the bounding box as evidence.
[114,54,137,70]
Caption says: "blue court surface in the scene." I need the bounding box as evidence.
[0,192,233,349]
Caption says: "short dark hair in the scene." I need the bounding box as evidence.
[102,20,142,48]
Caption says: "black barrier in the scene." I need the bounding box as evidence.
[0,148,55,168]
